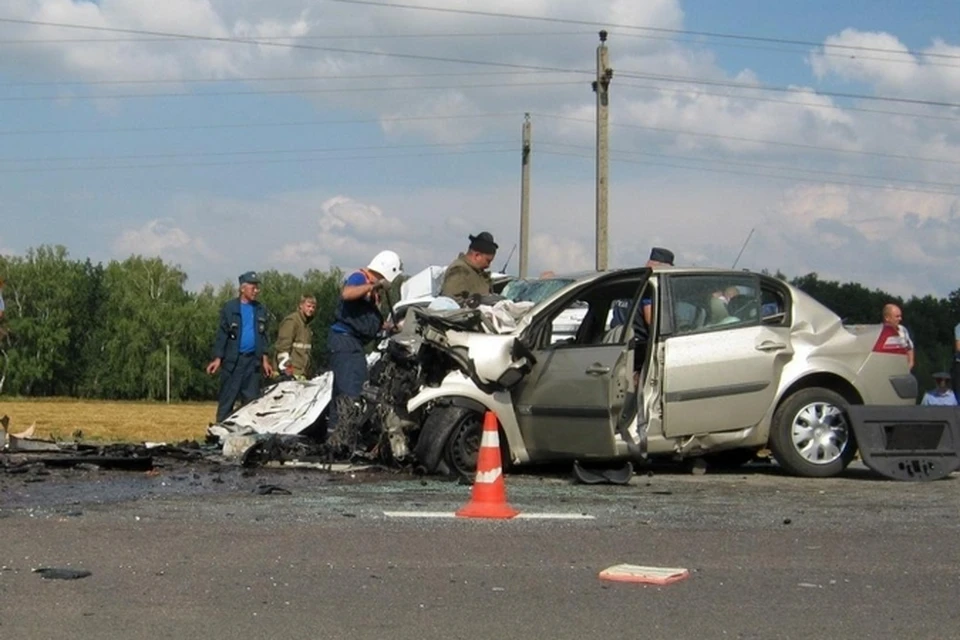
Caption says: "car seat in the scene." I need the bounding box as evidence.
[726,295,758,321]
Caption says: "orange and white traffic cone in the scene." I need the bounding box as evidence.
[456,411,519,519]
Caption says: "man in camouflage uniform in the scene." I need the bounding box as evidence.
[440,231,498,306]
[275,294,317,379]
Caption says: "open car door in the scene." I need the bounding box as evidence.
[509,270,650,462]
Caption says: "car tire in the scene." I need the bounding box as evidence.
[769,387,857,478]
[440,408,486,480]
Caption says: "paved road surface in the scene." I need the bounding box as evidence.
[1,462,958,639]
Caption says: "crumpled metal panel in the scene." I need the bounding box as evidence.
[213,375,334,437]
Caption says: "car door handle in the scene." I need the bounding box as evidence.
[585,363,611,375]
[756,341,788,352]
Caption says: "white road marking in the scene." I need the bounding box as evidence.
[383,511,595,520]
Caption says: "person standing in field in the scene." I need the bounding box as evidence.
[205,271,274,423]
[275,294,317,380]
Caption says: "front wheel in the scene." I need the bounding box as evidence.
[769,387,857,478]
[442,409,485,480]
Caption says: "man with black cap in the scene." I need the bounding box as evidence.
[921,371,958,406]
[440,231,498,306]
[205,271,274,423]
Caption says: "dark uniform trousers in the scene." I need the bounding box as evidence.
[327,331,368,432]
[217,352,261,423]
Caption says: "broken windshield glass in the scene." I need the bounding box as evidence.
[501,277,576,304]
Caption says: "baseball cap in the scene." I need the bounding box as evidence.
[239,271,261,285]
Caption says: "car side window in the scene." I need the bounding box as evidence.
[669,274,761,336]
[760,285,788,325]
[532,276,649,348]
[549,300,589,344]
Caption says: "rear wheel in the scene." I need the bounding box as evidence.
[769,387,857,478]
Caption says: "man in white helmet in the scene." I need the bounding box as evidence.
[326,250,403,438]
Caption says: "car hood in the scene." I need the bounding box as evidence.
[394,307,536,393]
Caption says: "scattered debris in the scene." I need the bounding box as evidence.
[37,456,154,472]
[598,564,690,585]
[254,484,292,496]
[34,567,92,580]
[572,460,634,485]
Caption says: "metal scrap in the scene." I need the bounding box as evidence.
[34,567,92,580]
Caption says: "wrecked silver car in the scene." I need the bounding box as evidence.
[213,267,918,479]
[345,267,917,479]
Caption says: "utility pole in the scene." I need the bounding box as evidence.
[593,30,613,271]
[166,343,171,404]
[519,113,531,278]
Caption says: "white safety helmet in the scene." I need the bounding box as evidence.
[367,250,403,283]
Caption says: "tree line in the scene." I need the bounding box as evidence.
[0,246,955,400]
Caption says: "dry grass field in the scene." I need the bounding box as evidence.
[0,398,216,443]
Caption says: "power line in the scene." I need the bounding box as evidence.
[0,140,512,163]
[607,30,960,70]
[615,70,960,109]
[538,141,960,191]
[5,64,955,110]
[0,108,951,169]
[0,112,518,136]
[0,69,571,88]
[330,0,960,61]
[0,147,515,174]
[615,80,960,122]
[7,28,958,69]
[533,113,960,165]
[0,30,591,44]
[538,149,959,197]
[0,17,592,74]
[0,80,583,102]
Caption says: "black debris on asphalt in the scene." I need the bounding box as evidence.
[33,567,92,580]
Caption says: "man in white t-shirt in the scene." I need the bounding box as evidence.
[882,303,913,370]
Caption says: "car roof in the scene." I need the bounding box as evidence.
[538,266,763,287]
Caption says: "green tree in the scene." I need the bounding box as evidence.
[0,246,97,395]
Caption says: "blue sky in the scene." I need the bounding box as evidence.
[0,0,958,296]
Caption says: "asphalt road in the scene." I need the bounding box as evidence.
[1,461,958,639]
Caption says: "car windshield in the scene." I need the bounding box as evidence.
[501,277,576,304]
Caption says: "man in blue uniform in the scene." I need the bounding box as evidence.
[206,271,274,423]
[327,250,403,436]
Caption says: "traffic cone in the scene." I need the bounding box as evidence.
[456,411,519,519]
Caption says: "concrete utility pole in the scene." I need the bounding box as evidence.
[519,113,532,278]
[166,343,171,404]
[593,30,613,271]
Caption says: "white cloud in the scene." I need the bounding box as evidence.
[810,29,960,101]
[113,219,220,263]
[529,234,593,274]
[268,241,330,270]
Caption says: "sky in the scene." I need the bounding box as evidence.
[0,0,958,296]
